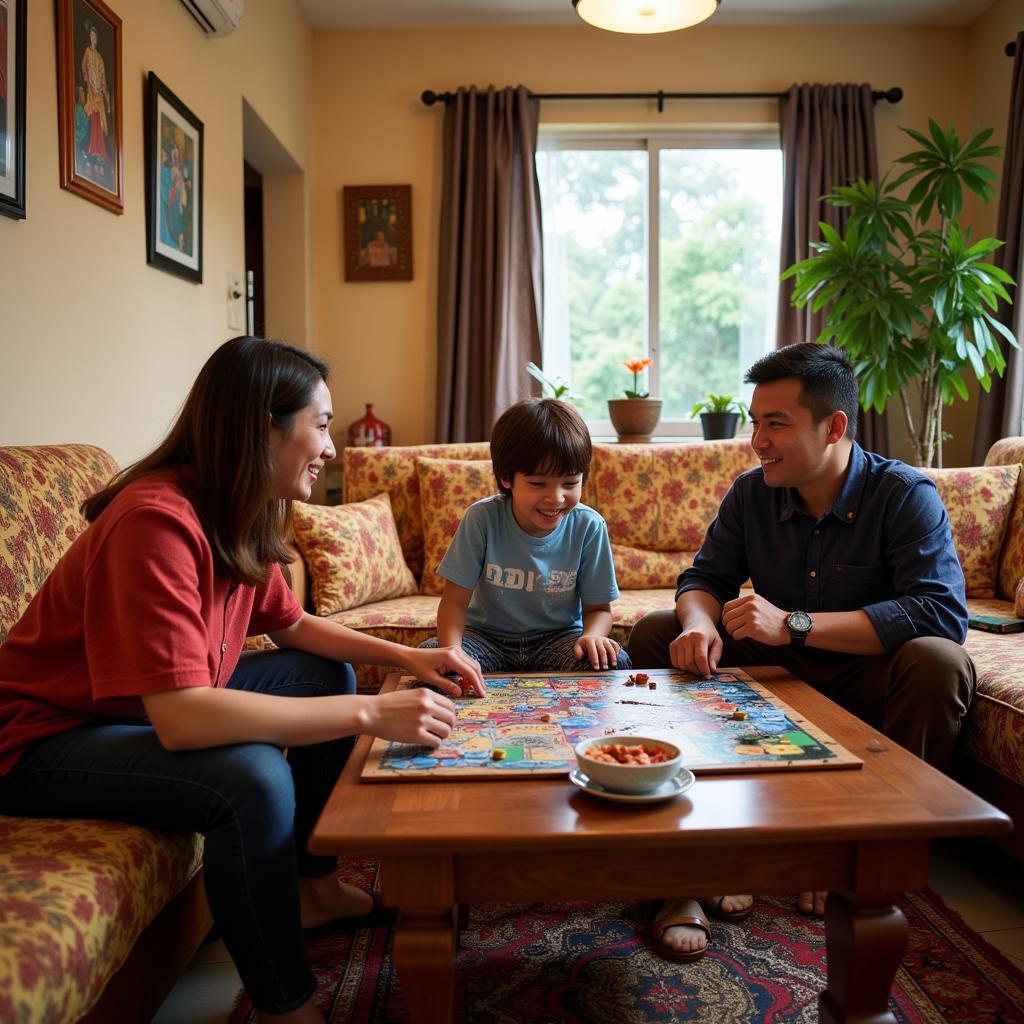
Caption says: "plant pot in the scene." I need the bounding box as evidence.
[698,411,740,440]
[608,398,662,443]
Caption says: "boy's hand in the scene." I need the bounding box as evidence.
[402,645,487,696]
[574,634,621,671]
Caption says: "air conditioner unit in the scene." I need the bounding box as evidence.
[179,0,243,37]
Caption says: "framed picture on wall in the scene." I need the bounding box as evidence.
[56,0,124,214]
[343,184,413,282]
[0,0,27,220]
[144,71,203,282]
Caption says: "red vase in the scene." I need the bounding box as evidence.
[347,403,391,447]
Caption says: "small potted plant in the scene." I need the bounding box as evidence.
[690,393,748,440]
[608,357,662,443]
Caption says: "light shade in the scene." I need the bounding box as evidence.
[572,0,719,34]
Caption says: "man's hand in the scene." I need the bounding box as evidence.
[669,622,723,678]
[721,593,789,646]
[573,634,621,670]
[401,645,487,696]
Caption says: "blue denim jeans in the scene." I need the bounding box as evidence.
[420,626,631,673]
[0,649,355,1014]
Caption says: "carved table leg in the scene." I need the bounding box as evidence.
[392,906,457,1024]
[819,890,909,1024]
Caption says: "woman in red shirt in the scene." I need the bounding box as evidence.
[0,336,484,1024]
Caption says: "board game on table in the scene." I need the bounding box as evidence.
[361,667,861,780]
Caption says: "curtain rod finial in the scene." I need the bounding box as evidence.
[884,87,903,104]
[1007,41,1017,57]
[422,90,440,106]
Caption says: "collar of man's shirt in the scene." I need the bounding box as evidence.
[778,441,866,525]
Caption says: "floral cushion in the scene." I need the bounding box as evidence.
[416,458,497,596]
[922,464,1020,598]
[343,444,490,578]
[291,494,417,615]
[0,817,203,1024]
[588,441,758,552]
[963,596,1024,787]
[0,445,119,644]
[983,437,1024,600]
[612,544,695,589]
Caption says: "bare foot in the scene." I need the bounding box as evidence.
[299,876,373,930]
[655,898,710,957]
[797,890,828,915]
[703,893,754,918]
[256,996,325,1023]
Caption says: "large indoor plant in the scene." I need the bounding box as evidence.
[781,120,1016,467]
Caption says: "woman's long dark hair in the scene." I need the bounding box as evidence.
[82,336,329,585]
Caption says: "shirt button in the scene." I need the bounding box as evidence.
[809,570,817,578]
[846,511,854,520]
[814,529,821,535]
[221,643,227,653]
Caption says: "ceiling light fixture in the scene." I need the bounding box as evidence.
[572,0,720,34]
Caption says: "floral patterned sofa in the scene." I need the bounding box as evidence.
[0,446,211,1024]
[288,438,1024,860]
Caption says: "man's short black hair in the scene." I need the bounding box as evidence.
[744,343,859,442]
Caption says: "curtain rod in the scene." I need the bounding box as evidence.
[421,86,903,112]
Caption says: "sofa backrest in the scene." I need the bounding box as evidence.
[343,443,490,577]
[984,436,1024,600]
[0,445,120,644]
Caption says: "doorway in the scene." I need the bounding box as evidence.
[243,161,265,338]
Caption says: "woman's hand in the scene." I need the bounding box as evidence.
[363,688,458,747]
[399,645,487,696]
[573,634,621,670]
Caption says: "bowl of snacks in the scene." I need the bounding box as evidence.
[573,735,683,795]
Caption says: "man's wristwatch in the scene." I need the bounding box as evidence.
[786,610,813,648]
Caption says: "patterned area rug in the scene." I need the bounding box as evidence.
[229,857,1024,1023]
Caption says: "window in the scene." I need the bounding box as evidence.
[536,130,783,436]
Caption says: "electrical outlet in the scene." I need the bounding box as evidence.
[227,271,243,331]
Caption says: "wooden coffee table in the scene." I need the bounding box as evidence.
[310,668,1012,1024]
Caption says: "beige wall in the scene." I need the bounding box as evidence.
[312,22,982,452]
[943,0,1022,464]
[0,0,313,465]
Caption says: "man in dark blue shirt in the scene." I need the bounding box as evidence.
[630,343,976,962]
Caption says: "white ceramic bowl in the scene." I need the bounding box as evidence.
[574,735,683,794]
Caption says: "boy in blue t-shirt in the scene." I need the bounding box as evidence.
[420,398,630,673]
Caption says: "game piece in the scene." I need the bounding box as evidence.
[540,713,553,722]
[635,673,649,683]
[648,681,656,689]
[491,749,507,761]
[732,710,747,721]
[624,678,634,686]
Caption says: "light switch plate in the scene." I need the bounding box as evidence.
[227,271,243,330]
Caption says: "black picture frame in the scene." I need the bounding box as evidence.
[0,0,27,220]
[144,71,203,282]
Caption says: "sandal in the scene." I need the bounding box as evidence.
[699,895,754,923]
[651,898,711,963]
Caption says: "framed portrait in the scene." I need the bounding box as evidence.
[56,0,123,214]
[144,72,203,283]
[343,185,413,282]
[0,0,26,220]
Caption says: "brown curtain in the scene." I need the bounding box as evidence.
[435,86,543,442]
[972,33,1024,462]
[777,83,888,455]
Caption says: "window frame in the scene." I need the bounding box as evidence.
[537,125,782,438]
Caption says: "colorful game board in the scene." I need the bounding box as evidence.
[361,668,861,781]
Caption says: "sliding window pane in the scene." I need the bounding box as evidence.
[658,149,782,422]
[537,148,647,421]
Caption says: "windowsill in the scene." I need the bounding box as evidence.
[591,433,753,444]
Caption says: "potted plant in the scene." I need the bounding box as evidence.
[690,393,749,440]
[608,357,662,443]
[781,119,1016,467]
[525,361,578,403]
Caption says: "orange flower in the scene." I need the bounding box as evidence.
[623,358,653,374]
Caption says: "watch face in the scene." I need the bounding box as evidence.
[789,611,812,633]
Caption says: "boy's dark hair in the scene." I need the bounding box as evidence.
[82,336,329,585]
[490,398,591,495]
[744,343,859,442]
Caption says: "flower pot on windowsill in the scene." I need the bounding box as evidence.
[608,398,662,443]
[698,411,741,440]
